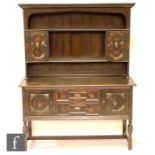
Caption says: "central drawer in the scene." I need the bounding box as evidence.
[55,90,101,115]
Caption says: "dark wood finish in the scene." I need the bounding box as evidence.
[19,3,135,8]
[27,62,128,77]
[19,3,135,150]
[105,31,129,61]
[25,31,49,61]
[28,12,126,29]
[123,120,127,135]
[19,3,134,29]
[20,76,135,88]
[55,90,100,116]
[22,87,132,116]
[49,32,105,58]
[24,115,130,120]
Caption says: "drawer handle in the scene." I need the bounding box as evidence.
[68,96,86,100]
[73,106,81,111]
[74,93,81,97]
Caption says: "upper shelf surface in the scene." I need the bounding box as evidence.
[19,3,135,9]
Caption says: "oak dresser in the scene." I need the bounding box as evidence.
[19,3,136,150]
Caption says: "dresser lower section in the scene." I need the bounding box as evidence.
[22,86,133,150]
[23,88,132,117]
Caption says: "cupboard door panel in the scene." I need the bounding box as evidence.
[102,89,131,115]
[25,31,49,61]
[29,94,50,115]
[105,31,129,61]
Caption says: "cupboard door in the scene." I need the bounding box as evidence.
[105,31,129,61]
[102,89,131,115]
[29,94,50,115]
[25,31,49,61]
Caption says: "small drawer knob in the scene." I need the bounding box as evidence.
[74,93,81,97]
[73,106,81,111]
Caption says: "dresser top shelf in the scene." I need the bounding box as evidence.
[25,29,130,32]
[20,76,136,88]
[19,3,135,9]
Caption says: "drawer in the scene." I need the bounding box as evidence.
[56,90,99,101]
[55,90,100,115]
[56,103,100,116]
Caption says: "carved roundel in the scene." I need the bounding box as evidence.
[30,94,49,112]
[106,31,129,61]
[106,93,126,111]
[25,31,48,61]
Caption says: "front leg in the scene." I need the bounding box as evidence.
[127,119,133,150]
[23,121,28,150]
[28,121,32,137]
[122,120,127,136]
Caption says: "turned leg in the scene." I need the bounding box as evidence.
[127,119,133,150]
[122,120,127,136]
[23,121,28,150]
[28,121,32,137]
[23,121,28,135]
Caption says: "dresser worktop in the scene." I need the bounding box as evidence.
[20,76,136,88]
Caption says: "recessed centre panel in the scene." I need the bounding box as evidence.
[49,32,105,59]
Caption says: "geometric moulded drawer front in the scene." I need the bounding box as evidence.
[56,103,100,116]
[105,31,129,61]
[25,31,49,61]
[29,94,50,115]
[55,90,101,116]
